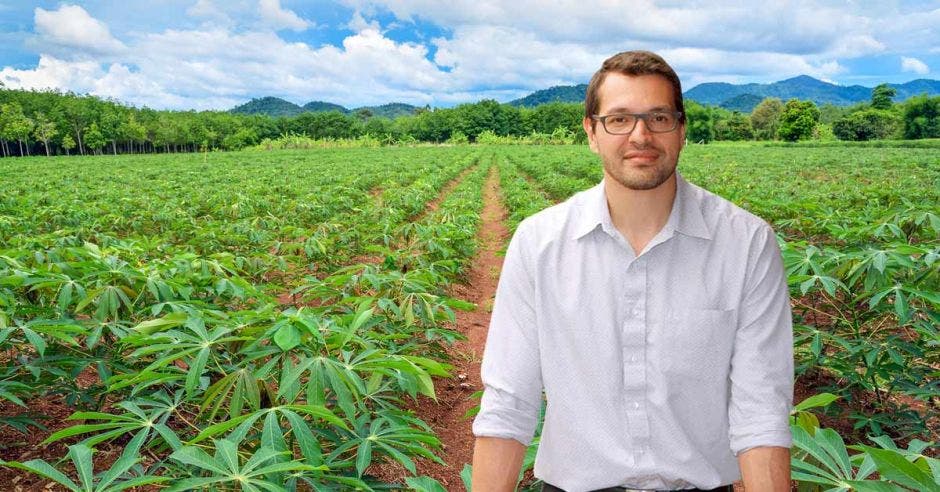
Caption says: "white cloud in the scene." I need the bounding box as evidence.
[901,56,929,75]
[34,5,126,56]
[258,0,312,31]
[0,55,103,91]
[187,0,234,26]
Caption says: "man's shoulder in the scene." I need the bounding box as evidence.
[683,178,775,237]
[513,183,596,243]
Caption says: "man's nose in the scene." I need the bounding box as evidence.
[628,117,653,145]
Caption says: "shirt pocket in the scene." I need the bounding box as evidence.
[662,307,737,379]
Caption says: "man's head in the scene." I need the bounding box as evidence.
[583,51,686,191]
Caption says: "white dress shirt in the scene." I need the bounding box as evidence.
[472,172,793,492]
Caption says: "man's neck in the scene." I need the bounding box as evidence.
[603,172,678,256]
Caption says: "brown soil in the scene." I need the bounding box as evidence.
[370,164,509,490]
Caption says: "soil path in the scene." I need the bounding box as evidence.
[373,163,510,490]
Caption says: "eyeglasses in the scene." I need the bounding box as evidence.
[591,111,683,134]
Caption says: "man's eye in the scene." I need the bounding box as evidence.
[609,116,629,124]
[651,113,669,122]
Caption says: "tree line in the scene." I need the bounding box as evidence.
[685,84,939,143]
[0,84,937,157]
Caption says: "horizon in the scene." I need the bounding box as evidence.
[0,1,937,111]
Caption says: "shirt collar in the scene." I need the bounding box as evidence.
[571,171,712,241]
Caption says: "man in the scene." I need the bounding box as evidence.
[470,51,793,492]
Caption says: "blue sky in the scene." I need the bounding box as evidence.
[0,1,937,110]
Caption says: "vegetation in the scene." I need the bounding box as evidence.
[0,143,937,490]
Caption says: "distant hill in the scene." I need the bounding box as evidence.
[509,84,587,107]
[230,96,303,117]
[355,103,420,119]
[232,76,939,117]
[302,101,348,113]
[685,75,940,112]
[505,76,940,113]
[718,93,765,113]
[229,98,418,119]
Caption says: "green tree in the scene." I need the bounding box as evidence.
[60,133,75,155]
[684,101,714,143]
[870,83,897,110]
[83,122,106,154]
[0,102,34,156]
[832,109,902,141]
[901,94,940,139]
[749,97,783,140]
[32,112,58,156]
[776,99,819,141]
[714,112,754,141]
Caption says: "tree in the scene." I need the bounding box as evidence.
[61,133,75,155]
[684,101,714,143]
[32,112,58,156]
[714,112,754,141]
[0,102,34,156]
[749,98,783,140]
[83,122,106,154]
[901,95,940,139]
[777,99,819,141]
[870,84,897,110]
[832,109,901,141]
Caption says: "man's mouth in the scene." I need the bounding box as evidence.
[624,152,659,162]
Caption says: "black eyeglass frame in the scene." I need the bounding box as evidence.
[590,111,684,135]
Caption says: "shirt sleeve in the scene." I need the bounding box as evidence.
[471,219,544,447]
[728,223,794,455]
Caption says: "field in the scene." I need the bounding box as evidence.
[0,143,938,491]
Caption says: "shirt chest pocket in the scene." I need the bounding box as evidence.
[661,307,737,379]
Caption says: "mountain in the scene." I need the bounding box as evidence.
[505,76,940,113]
[685,75,940,111]
[302,101,348,113]
[230,97,303,117]
[354,103,420,119]
[718,93,765,113]
[509,84,587,107]
[229,98,418,119]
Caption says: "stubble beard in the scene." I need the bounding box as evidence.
[602,153,677,191]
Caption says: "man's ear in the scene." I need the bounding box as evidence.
[583,117,598,154]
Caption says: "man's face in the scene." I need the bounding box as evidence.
[583,73,686,191]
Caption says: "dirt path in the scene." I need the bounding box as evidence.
[372,164,510,489]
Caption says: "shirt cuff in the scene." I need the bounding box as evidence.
[729,417,793,456]
[471,385,540,447]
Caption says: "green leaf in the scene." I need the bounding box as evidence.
[793,393,839,413]
[131,312,188,335]
[860,446,940,492]
[185,347,210,396]
[3,459,80,491]
[405,476,448,492]
[274,324,301,351]
[461,463,473,492]
[355,439,372,477]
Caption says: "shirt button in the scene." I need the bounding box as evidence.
[630,355,637,363]
[632,308,641,317]
[633,401,640,410]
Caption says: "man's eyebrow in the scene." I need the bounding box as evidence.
[603,105,673,114]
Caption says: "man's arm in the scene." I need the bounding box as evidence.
[471,436,527,492]
[738,446,791,491]
[728,225,794,479]
[471,220,543,491]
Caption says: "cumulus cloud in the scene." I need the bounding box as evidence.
[3,1,937,110]
[901,56,929,75]
[258,0,312,31]
[0,55,103,91]
[33,5,126,56]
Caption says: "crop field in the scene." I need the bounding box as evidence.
[0,143,938,491]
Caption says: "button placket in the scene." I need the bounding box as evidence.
[622,260,649,453]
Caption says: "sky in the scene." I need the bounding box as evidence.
[0,1,937,111]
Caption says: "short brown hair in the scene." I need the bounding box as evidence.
[584,50,685,124]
